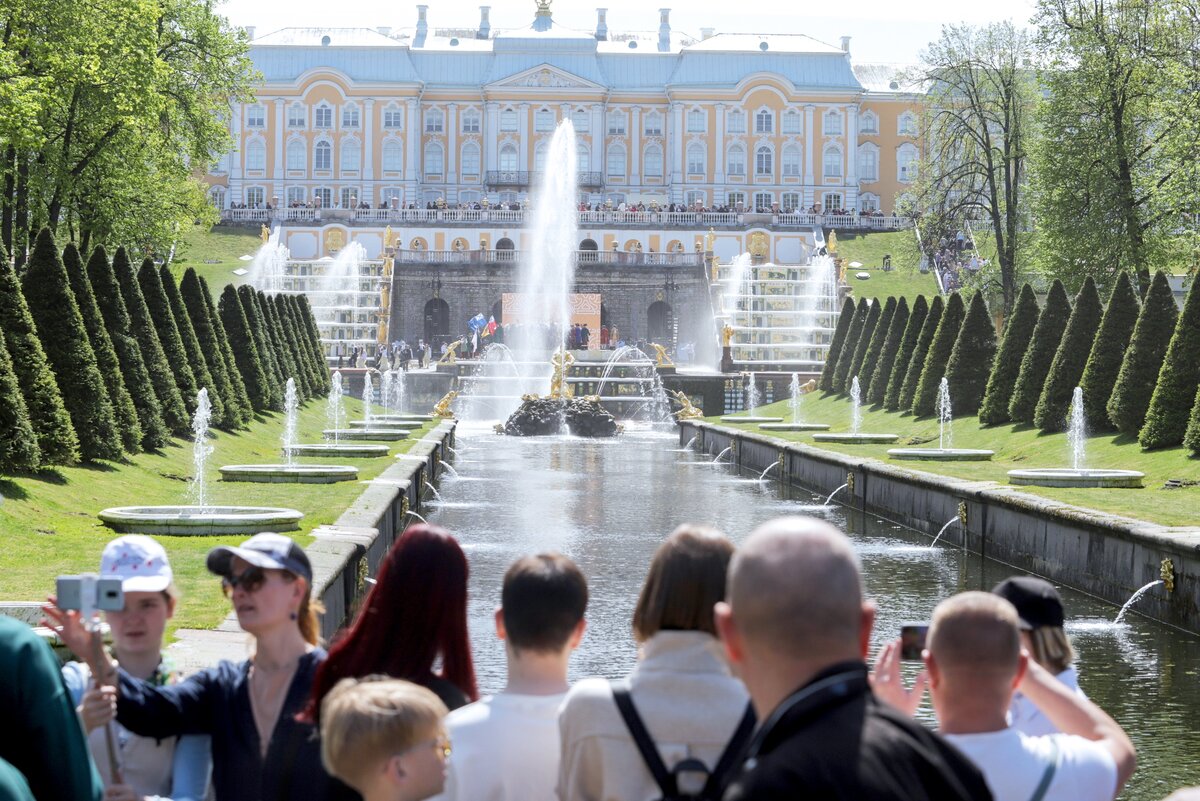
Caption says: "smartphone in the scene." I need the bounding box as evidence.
[900,624,929,661]
[56,575,124,613]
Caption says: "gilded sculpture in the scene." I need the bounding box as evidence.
[650,342,674,367]
[432,390,459,418]
[671,390,704,421]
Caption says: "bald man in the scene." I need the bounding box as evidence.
[715,516,991,800]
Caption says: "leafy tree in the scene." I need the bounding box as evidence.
[1008,280,1072,424]
[884,295,929,411]
[238,287,282,409]
[819,297,857,392]
[137,259,198,412]
[899,295,945,412]
[86,246,168,450]
[845,299,883,393]
[912,292,967,417]
[64,244,141,452]
[1079,273,1140,430]
[201,277,254,419]
[1108,271,1179,436]
[1035,277,1104,432]
[272,295,313,400]
[868,297,910,406]
[296,295,331,393]
[857,296,897,396]
[219,284,272,412]
[0,325,40,472]
[177,269,243,428]
[944,292,998,416]
[112,248,188,436]
[0,241,78,463]
[160,267,224,427]
[979,283,1040,425]
[1140,276,1200,450]
[22,229,121,461]
[831,298,870,393]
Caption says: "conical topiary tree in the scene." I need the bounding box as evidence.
[201,277,254,420]
[65,245,142,453]
[177,270,242,426]
[273,295,313,400]
[281,294,321,396]
[87,246,169,450]
[1079,273,1140,431]
[1109,272,1180,437]
[220,284,273,411]
[944,292,997,417]
[857,296,896,396]
[1008,280,1072,425]
[884,295,929,411]
[1035,277,1104,432]
[1140,276,1200,450]
[0,325,42,472]
[22,229,122,462]
[295,295,331,393]
[160,267,225,427]
[262,294,301,395]
[238,286,282,409]
[0,241,79,464]
[1184,385,1200,455]
[113,248,189,436]
[845,299,882,392]
[867,297,909,405]
[138,259,199,413]
[898,295,944,413]
[911,292,966,417]
[819,297,857,392]
[979,283,1040,426]
[255,290,288,396]
[831,298,870,393]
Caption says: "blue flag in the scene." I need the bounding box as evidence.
[468,313,487,332]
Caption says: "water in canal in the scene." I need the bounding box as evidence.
[425,422,1200,800]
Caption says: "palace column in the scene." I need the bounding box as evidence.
[405,98,420,202]
[445,103,457,197]
[803,104,815,208]
[230,101,243,203]
[630,107,641,186]
[485,101,499,175]
[670,102,683,201]
[273,99,285,192]
[518,103,530,172]
[714,103,726,196]
[363,99,375,203]
[846,104,859,209]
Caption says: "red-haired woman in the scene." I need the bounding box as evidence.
[304,523,478,721]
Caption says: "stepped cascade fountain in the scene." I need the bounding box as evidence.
[323,371,411,441]
[720,372,783,423]
[812,377,899,444]
[888,378,994,460]
[760,372,830,432]
[287,372,390,457]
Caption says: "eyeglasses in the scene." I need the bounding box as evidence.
[221,566,266,597]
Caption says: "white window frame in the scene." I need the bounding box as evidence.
[208,186,226,208]
[245,104,266,129]
[643,111,663,136]
[726,144,746,176]
[286,138,306,172]
[823,145,843,178]
[860,110,879,135]
[382,138,403,173]
[726,191,746,209]
[755,145,773,176]
[727,110,746,134]
[314,139,333,171]
[498,144,518,172]
[535,108,555,132]
[685,190,707,207]
[424,108,444,133]
[687,108,706,133]
[461,109,481,133]
[754,191,774,212]
[287,103,306,129]
[897,143,919,182]
[860,192,880,212]
[341,103,360,129]
[314,187,333,208]
[576,144,590,173]
[572,108,590,132]
[339,187,358,209]
[314,103,333,130]
[607,111,627,136]
[245,138,266,171]
[781,192,801,210]
[643,144,663,177]
[245,186,266,206]
[782,145,801,177]
[423,142,444,175]
[534,141,548,172]
[755,108,774,134]
[858,143,879,182]
[687,143,706,175]
[460,142,480,175]
[340,138,361,173]
[500,108,518,132]
[383,104,404,130]
[782,109,802,135]
[285,186,306,206]
[898,111,918,137]
[606,144,626,177]
[823,109,843,136]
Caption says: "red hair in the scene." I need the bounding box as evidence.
[303,524,478,722]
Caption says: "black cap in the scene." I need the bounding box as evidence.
[207,533,313,584]
[992,576,1065,630]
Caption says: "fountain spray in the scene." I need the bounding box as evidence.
[327,371,344,445]
[789,372,803,425]
[282,378,298,467]
[936,377,953,450]
[850,376,863,436]
[362,372,374,428]
[189,389,214,509]
[746,372,760,411]
[1068,386,1086,471]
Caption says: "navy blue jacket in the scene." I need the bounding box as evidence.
[116,649,356,801]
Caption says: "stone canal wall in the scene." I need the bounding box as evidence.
[681,421,1200,634]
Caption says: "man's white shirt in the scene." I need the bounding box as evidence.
[944,727,1118,801]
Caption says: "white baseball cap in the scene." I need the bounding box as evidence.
[101,535,174,592]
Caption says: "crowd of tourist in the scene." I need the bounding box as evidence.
[929,230,987,291]
[3,512,1188,801]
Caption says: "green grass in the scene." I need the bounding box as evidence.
[833,231,939,303]
[0,398,435,633]
[168,225,263,299]
[712,391,1200,526]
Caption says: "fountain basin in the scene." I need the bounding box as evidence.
[219,464,359,484]
[98,505,303,535]
[889,448,995,461]
[811,433,899,444]
[285,443,390,458]
[720,415,785,424]
[1007,468,1145,488]
[758,422,831,432]
[323,428,410,441]
[352,416,429,427]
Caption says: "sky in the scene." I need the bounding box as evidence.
[219,0,1040,64]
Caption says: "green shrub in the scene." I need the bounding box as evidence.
[296,295,332,393]
[979,284,1040,426]
[912,292,966,417]
[22,229,121,462]
[1140,275,1200,450]
[857,296,896,397]
[1008,280,1072,424]
[831,298,870,393]
[1184,385,1200,455]
[884,295,929,411]
[113,248,189,436]
[0,241,79,464]
[272,295,313,400]
[219,284,273,411]
[86,246,169,450]
[1108,272,1179,436]
[1078,273,1140,430]
[261,293,301,395]
[867,297,909,406]
[237,286,282,409]
[944,292,997,417]
[819,297,857,392]
[898,295,944,413]
[160,267,225,428]
[0,325,40,472]
[178,269,244,428]
[845,299,882,392]
[201,277,254,419]
[137,259,198,412]
[1035,277,1104,432]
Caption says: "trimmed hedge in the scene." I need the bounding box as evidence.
[845,299,882,392]
[1035,277,1104,432]
[944,292,998,417]
[831,298,870,393]
[273,295,313,400]
[1139,275,1200,450]
[296,295,332,394]
[138,259,199,412]
[262,294,301,396]
[160,267,225,428]
[1079,273,1140,430]
[1008,280,1072,425]
[898,295,944,413]
[237,286,282,409]
[178,269,244,428]
[22,229,122,462]
[1108,272,1179,436]
[867,297,910,406]
[857,296,896,397]
[1184,385,1200,454]
[912,292,966,417]
[201,277,254,420]
[86,247,169,450]
[0,241,79,464]
[979,284,1040,426]
[113,248,189,436]
[219,284,273,411]
[819,297,857,392]
[884,295,929,412]
[0,325,41,472]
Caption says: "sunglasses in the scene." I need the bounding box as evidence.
[220,566,267,597]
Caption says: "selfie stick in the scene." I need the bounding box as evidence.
[80,574,124,786]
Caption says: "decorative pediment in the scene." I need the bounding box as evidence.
[489,64,604,91]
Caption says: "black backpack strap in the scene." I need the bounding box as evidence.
[703,703,757,798]
[611,681,678,797]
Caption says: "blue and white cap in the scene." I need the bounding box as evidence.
[206,533,312,584]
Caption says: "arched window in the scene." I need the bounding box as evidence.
[858,143,879,182]
[860,192,880,212]
[535,108,554,132]
[782,109,802,134]
[314,140,332,171]
[461,109,481,133]
[897,143,919,182]
[755,109,774,134]
[383,103,403,129]
[460,142,480,175]
[823,145,842,178]
[382,139,403,172]
[340,139,361,172]
[245,139,266,171]
[782,145,801,177]
[424,142,444,175]
[341,103,360,129]
[860,110,879,135]
[727,110,746,133]
[606,144,626,177]
[500,108,518,131]
[687,143,705,175]
[424,108,444,133]
[208,186,226,208]
[288,103,306,128]
[687,108,706,133]
[286,139,306,172]
[898,111,918,137]
[245,104,265,128]
[823,109,842,135]
[498,144,518,172]
[534,141,548,172]
[576,144,590,173]
[726,144,745,175]
[643,111,663,136]
[314,103,333,129]
[755,145,773,176]
[643,144,663,177]
[572,108,590,132]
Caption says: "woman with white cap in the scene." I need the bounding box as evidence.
[44,534,211,801]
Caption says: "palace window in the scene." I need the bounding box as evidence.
[860,110,879,135]
[460,142,480,175]
[643,111,663,136]
[727,191,746,209]
[823,145,843,177]
[245,140,266,171]
[209,186,226,208]
[823,109,843,135]
[897,143,918,182]
[576,144,590,173]
[500,109,518,131]
[607,111,626,135]
[782,145,801,176]
[858,143,879,182]
[782,192,801,210]
[726,144,745,176]
[643,145,663,177]
[340,139,361,172]
[288,103,306,129]
[755,109,774,134]
[340,187,358,208]
[755,145,773,176]
[782,109,801,134]
[286,187,306,206]
[314,187,332,208]
[245,104,265,128]
[534,142,548,172]
[572,108,589,132]
[286,139,306,172]
[606,144,626,177]
[860,192,880,212]
[727,110,746,134]
[246,186,265,206]
[754,192,774,212]
[687,144,705,175]
[424,142,444,174]
[341,103,360,129]
[383,105,404,129]
[899,111,918,137]
[425,108,444,133]
[687,108,705,133]
[314,104,333,129]
[382,140,403,172]
[461,109,481,133]
[535,109,555,132]
[314,140,332,170]
[498,144,518,172]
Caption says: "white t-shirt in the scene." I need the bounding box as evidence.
[1010,667,1088,737]
[944,728,1117,801]
[435,691,567,801]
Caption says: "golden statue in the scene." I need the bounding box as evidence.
[437,338,465,365]
[749,231,769,259]
[650,343,674,367]
[722,324,734,347]
[432,390,458,418]
[705,227,715,252]
[827,230,838,253]
[325,229,345,255]
[383,225,396,249]
[671,390,704,420]
[260,224,271,244]
[711,256,721,282]
[549,349,575,399]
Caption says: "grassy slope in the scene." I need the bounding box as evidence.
[168,225,263,300]
[833,231,939,303]
[713,391,1200,526]
[0,398,434,632]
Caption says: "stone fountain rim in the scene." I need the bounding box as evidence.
[219,464,360,475]
[719,415,786,423]
[888,447,996,461]
[98,505,303,524]
[1007,468,1146,488]
[758,422,832,431]
[284,443,391,456]
[811,432,900,443]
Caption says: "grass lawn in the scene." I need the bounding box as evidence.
[711,390,1200,527]
[168,225,263,300]
[0,398,435,633]
[832,231,939,304]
